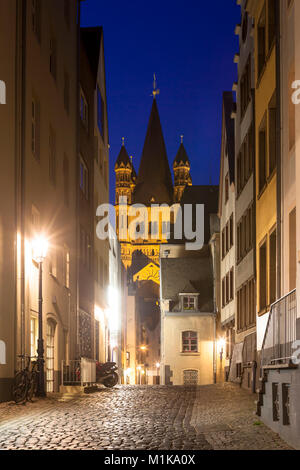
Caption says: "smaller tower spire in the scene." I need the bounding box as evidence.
[152,73,160,99]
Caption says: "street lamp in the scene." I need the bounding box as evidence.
[32,235,48,397]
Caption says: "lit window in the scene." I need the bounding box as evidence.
[182,331,198,353]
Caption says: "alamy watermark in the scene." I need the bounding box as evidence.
[96,197,205,250]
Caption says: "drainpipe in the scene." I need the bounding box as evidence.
[14,0,27,364]
[275,0,282,301]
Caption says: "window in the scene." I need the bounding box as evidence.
[64,71,70,113]
[63,156,69,206]
[182,331,198,353]
[237,204,254,263]
[30,317,38,358]
[288,65,295,150]
[257,6,266,79]
[258,119,267,193]
[237,278,256,332]
[63,245,70,288]
[50,37,57,80]
[268,93,276,175]
[259,241,267,312]
[31,96,40,159]
[289,208,296,291]
[268,0,276,51]
[225,173,229,203]
[97,87,105,139]
[269,229,277,304]
[230,269,234,301]
[49,247,57,278]
[230,214,234,247]
[32,0,41,42]
[80,157,89,199]
[237,126,253,196]
[46,320,56,393]
[222,278,225,308]
[240,56,251,118]
[49,126,56,185]
[183,296,196,311]
[80,88,89,129]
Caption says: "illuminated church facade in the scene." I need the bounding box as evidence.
[114,96,192,274]
[114,91,193,384]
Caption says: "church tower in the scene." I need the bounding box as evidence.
[173,137,192,203]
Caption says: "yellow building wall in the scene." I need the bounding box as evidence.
[253,2,277,315]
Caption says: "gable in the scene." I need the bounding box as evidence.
[133,262,160,285]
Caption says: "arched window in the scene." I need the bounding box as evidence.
[182,331,198,353]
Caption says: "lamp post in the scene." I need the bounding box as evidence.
[32,236,48,397]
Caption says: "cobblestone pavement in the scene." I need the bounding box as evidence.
[0,383,292,450]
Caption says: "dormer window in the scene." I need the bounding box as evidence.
[183,296,196,311]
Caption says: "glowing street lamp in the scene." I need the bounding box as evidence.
[32,235,48,397]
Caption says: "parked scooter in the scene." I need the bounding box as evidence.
[96,362,119,388]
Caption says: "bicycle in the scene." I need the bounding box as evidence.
[12,355,39,404]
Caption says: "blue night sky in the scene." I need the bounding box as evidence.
[81,0,240,203]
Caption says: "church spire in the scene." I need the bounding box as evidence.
[133,99,173,205]
[152,73,160,100]
[173,137,192,203]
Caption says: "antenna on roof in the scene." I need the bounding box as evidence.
[152,73,160,99]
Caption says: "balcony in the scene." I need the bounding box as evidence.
[261,289,297,369]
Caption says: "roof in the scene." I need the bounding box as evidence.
[115,144,131,168]
[80,27,103,85]
[133,100,173,205]
[173,143,190,166]
[160,247,214,313]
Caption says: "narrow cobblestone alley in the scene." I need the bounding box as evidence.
[0,384,292,450]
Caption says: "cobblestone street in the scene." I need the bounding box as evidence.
[0,383,292,450]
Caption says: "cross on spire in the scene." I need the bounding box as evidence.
[122,137,125,146]
[152,73,160,99]
[181,135,184,144]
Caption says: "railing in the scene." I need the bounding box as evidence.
[261,289,297,368]
[61,358,97,387]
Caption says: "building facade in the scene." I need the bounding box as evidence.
[114,95,193,384]
[218,92,236,381]
[0,1,111,401]
[254,0,300,450]
[231,0,257,391]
